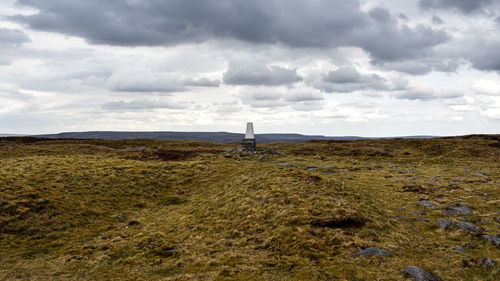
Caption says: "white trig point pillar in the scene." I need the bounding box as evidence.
[242,122,257,152]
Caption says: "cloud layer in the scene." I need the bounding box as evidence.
[0,0,499,135]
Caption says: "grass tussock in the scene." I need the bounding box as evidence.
[0,136,499,280]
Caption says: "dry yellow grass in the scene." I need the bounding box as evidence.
[0,136,499,280]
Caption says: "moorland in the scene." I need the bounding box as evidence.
[0,135,499,280]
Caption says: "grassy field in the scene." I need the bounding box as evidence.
[0,136,499,280]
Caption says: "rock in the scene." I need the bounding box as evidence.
[415,218,429,222]
[481,235,500,248]
[224,153,232,158]
[449,181,460,185]
[484,258,496,268]
[464,168,472,171]
[307,168,317,171]
[412,209,425,216]
[454,247,466,253]
[461,242,477,248]
[473,172,486,177]
[437,219,452,230]
[457,222,483,233]
[396,169,406,173]
[279,163,296,167]
[443,203,472,216]
[258,155,265,161]
[225,148,233,153]
[419,200,437,208]
[322,165,338,169]
[115,214,125,220]
[267,147,280,154]
[357,247,392,257]
[397,216,413,222]
[404,266,442,281]
[123,146,147,152]
[463,258,496,268]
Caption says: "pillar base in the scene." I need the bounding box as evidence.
[242,139,257,152]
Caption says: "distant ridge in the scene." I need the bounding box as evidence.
[32,131,437,144]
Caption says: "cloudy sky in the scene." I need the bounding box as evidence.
[1,0,500,136]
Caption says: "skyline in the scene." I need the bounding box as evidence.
[1,0,500,137]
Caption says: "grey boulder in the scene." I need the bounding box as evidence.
[457,222,483,233]
[404,266,441,281]
[437,219,452,230]
[419,200,437,208]
[481,235,500,248]
[357,247,392,257]
[443,203,472,216]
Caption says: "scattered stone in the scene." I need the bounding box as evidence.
[461,242,477,249]
[481,235,500,248]
[357,247,392,257]
[415,218,429,222]
[267,147,280,154]
[443,203,472,216]
[279,163,296,167]
[484,258,496,268]
[258,155,265,161]
[404,266,442,281]
[464,168,472,171]
[397,216,413,222]
[454,247,466,253]
[322,165,338,169]
[437,219,452,230]
[123,146,147,152]
[115,214,125,220]
[463,258,496,268]
[449,181,460,185]
[396,169,406,173]
[419,200,437,208]
[167,243,185,253]
[473,172,486,177]
[412,209,425,216]
[307,168,317,171]
[457,222,483,233]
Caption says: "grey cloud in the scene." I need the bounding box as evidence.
[0,28,30,46]
[223,64,301,86]
[467,41,500,72]
[432,15,443,24]
[284,91,323,102]
[107,78,185,93]
[239,88,323,108]
[183,77,220,87]
[13,0,448,63]
[379,59,459,75]
[106,68,219,92]
[314,67,389,93]
[393,87,464,101]
[392,89,437,100]
[418,0,494,13]
[102,99,189,111]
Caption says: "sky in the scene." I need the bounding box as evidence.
[0,0,499,137]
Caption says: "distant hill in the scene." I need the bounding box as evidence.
[34,131,364,144]
[0,133,27,137]
[32,131,438,144]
